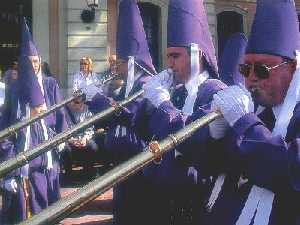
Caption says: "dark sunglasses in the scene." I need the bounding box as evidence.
[239,61,289,79]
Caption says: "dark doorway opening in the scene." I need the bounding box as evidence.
[0,0,32,76]
[138,2,160,71]
[217,11,243,58]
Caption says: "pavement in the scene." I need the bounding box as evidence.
[0,167,114,225]
[60,187,113,225]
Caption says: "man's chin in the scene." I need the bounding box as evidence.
[254,96,274,107]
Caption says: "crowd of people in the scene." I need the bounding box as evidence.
[1,0,300,224]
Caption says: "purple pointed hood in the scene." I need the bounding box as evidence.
[246,0,300,59]
[116,0,155,74]
[20,17,39,57]
[18,17,44,108]
[219,33,247,85]
[167,0,218,77]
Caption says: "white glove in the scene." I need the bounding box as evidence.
[213,85,254,126]
[209,101,230,139]
[143,85,170,107]
[143,69,173,91]
[58,142,66,152]
[4,178,18,193]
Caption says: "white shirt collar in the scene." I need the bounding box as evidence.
[185,70,209,95]
[272,103,282,121]
[181,70,209,115]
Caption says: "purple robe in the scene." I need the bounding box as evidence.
[88,73,152,130]
[88,72,155,225]
[0,75,67,224]
[40,75,67,205]
[143,79,226,183]
[201,103,300,225]
[138,79,226,225]
[162,100,300,224]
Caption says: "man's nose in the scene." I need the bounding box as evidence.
[167,57,175,68]
[247,66,259,82]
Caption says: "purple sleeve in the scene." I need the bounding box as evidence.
[88,93,142,128]
[0,138,20,178]
[230,112,300,192]
[88,75,153,131]
[88,93,112,114]
[148,100,186,139]
[54,82,68,133]
[104,126,147,162]
[148,79,227,140]
[146,80,228,174]
[0,139,15,162]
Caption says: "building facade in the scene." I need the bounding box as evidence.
[0,0,299,95]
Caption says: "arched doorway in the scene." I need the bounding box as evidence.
[217,11,244,57]
[137,2,160,70]
[0,0,32,76]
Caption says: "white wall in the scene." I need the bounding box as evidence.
[205,0,217,52]
[66,0,108,91]
[32,0,50,63]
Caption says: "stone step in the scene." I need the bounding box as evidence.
[59,187,113,225]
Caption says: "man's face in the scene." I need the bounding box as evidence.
[244,54,296,107]
[30,105,44,117]
[108,55,117,74]
[80,59,90,74]
[28,56,41,75]
[70,98,85,112]
[10,69,18,80]
[166,47,191,83]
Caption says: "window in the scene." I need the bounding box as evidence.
[217,11,244,57]
[137,2,160,70]
[0,0,32,74]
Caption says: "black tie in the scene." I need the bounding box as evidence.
[171,85,188,110]
[258,107,276,131]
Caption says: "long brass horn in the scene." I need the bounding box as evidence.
[18,110,222,225]
[0,89,143,178]
[0,73,119,140]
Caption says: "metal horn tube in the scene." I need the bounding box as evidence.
[0,73,119,141]
[0,91,83,140]
[0,90,143,178]
[18,110,222,225]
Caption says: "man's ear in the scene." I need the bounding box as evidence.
[198,50,205,73]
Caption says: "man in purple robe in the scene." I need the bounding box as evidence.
[167,0,300,224]
[0,18,67,224]
[140,0,226,224]
[85,1,156,225]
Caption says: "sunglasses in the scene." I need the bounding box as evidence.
[239,61,289,79]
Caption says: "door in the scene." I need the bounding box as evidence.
[217,11,244,58]
[137,2,160,71]
[0,0,32,76]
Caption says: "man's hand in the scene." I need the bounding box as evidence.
[68,137,87,149]
[143,85,171,107]
[212,85,254,127]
